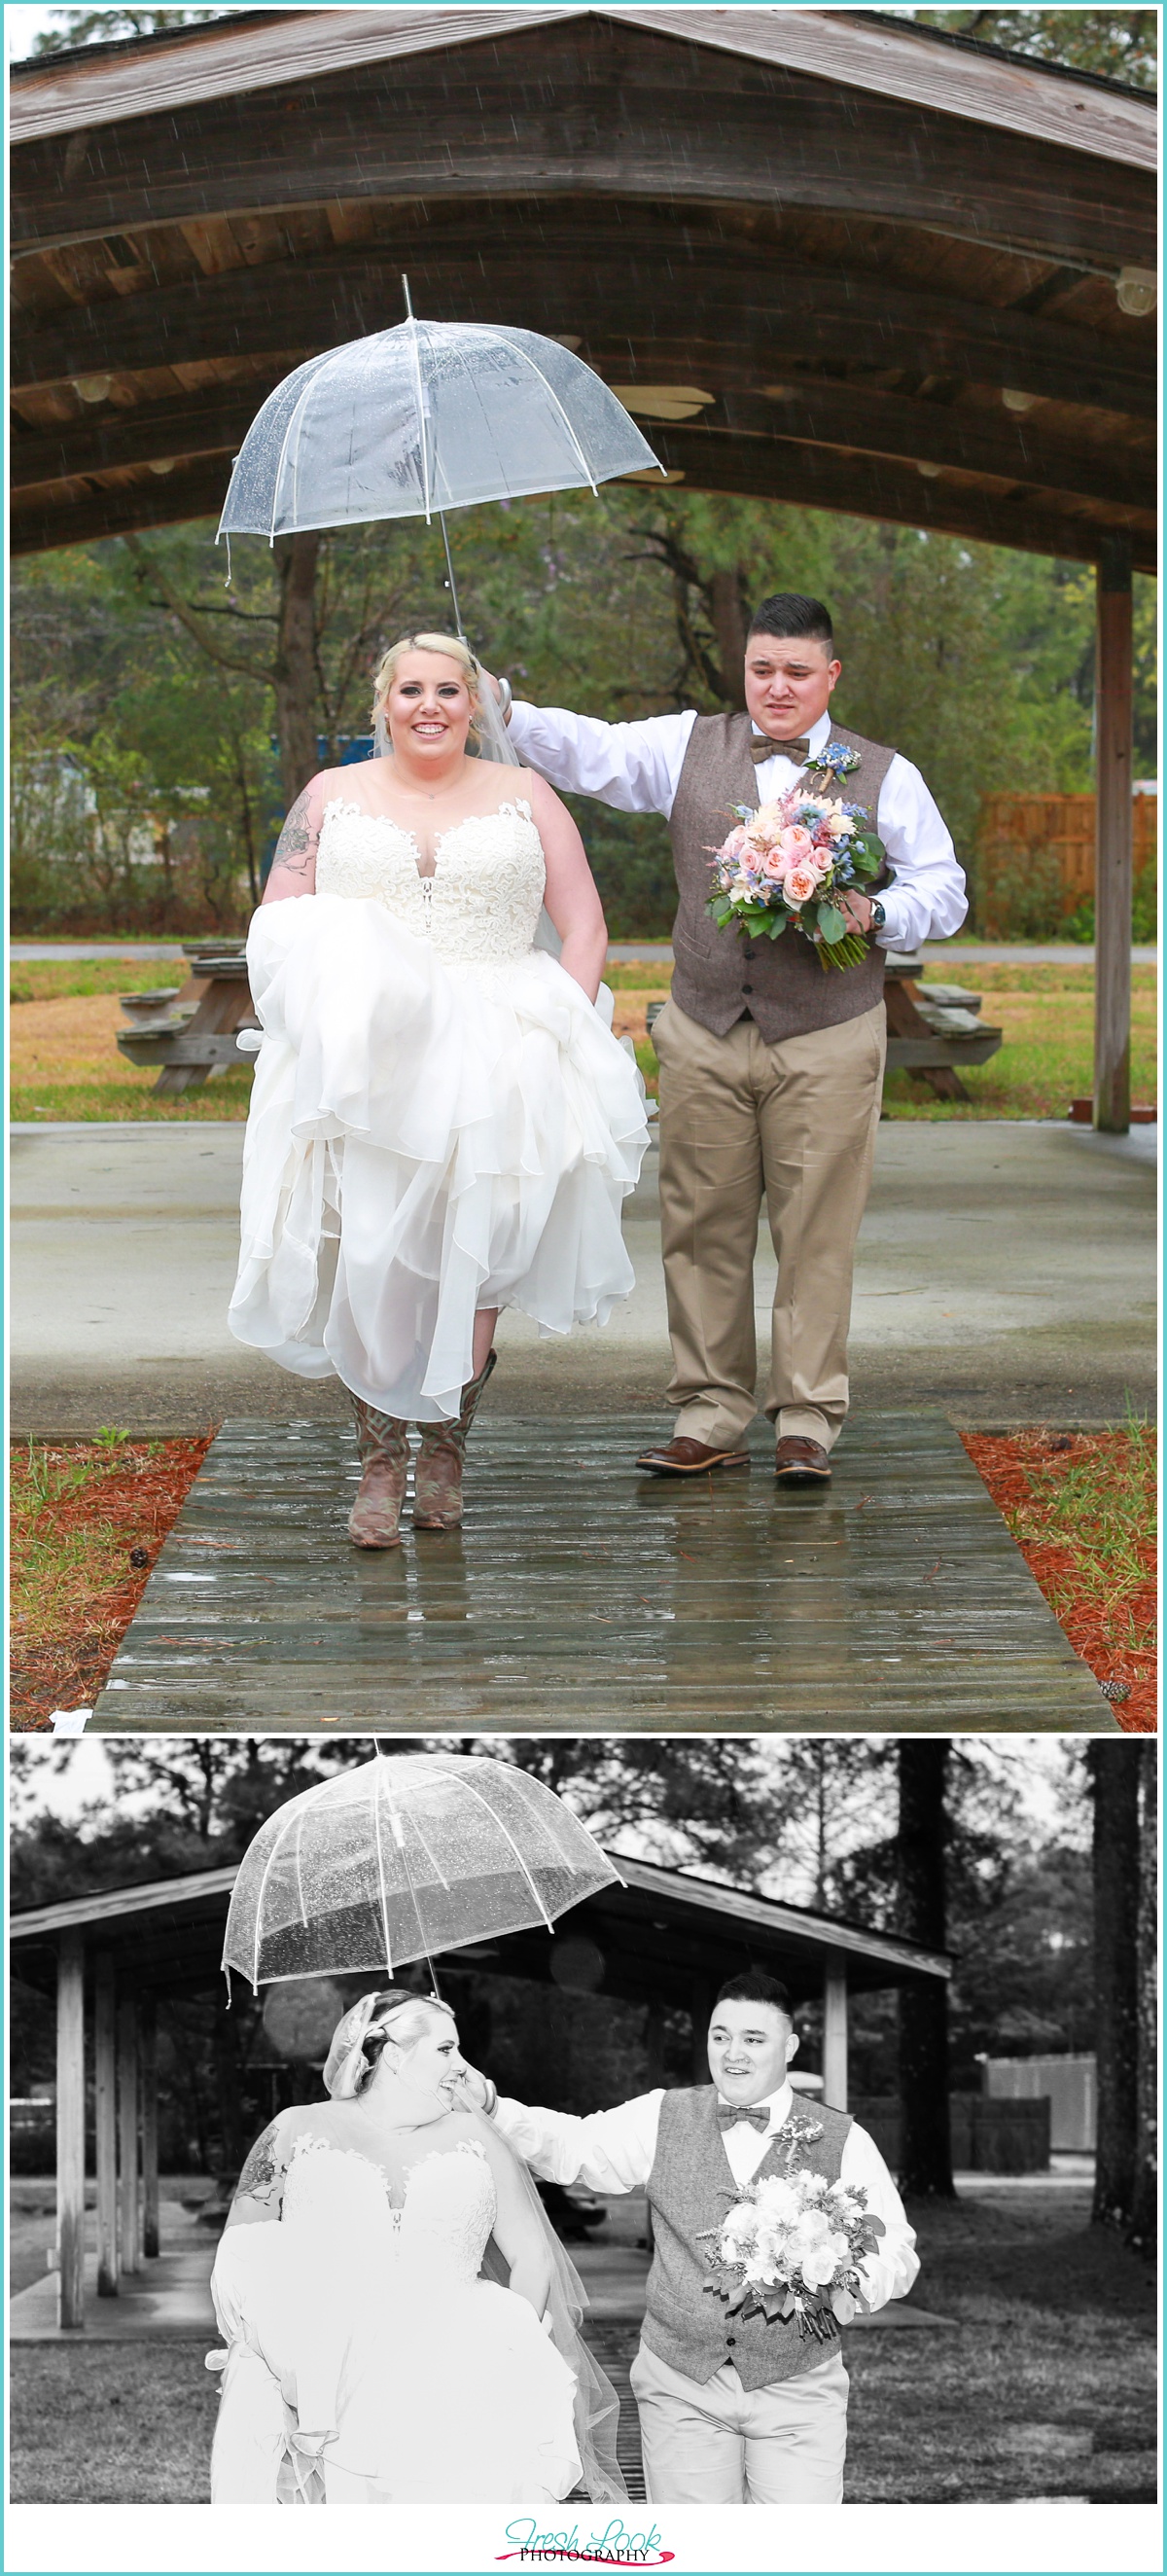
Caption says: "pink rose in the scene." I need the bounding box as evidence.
[720,824,748,861]
[777,825,814,863]
[784,863,819,907]
[760,845,791,880]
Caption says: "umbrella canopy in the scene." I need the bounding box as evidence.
[218,307,662,540]
[222,1753,623,1991]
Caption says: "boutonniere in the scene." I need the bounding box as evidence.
[777,2112,826,2175]
[807,742,861,781]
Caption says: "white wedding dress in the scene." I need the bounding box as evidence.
[209,2136,583,2504]
[228,797,650,1420]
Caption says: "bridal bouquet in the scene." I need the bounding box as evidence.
[707,745,887,973]
[700,2166,885,2344]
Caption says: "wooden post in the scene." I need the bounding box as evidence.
[118,1997,142,2275]
[94,1953,118,2298]
[55,1932,87,2332]
[140,1994,159,2260]
[1094,535,1133,1134]
[823,1965,848,2112]
[690,1976,712,2082]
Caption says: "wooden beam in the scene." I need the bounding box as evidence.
[823,1965,848,2113]
[117,1996,142,2275]
[1094,536,1134,1134]
[14,371,1153,518]
[719,389,1156,517]
[11,429,1154,575]
[55,1931,87,2332]
[650,423,1156,574]
[14,237,1152,419]
[10,380,290,489]
[11,18,1154,267]
[94,1951,118,2298]
[140,1994,159,2260]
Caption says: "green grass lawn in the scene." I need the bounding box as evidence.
[9,958,1157,1124]
[8,2188,1156,2505]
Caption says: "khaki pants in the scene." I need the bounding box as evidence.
[630,2339,848,2505]
[654,997,886,1452]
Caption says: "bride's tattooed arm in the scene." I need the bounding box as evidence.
[262,773,327,904]
[226,2118,292,2225]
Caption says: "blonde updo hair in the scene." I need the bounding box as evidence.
[371,631,483,737]
[358,1986,457,2093]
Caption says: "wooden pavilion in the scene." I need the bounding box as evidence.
[13,1850,949,2329]
[10,6,1156,1124]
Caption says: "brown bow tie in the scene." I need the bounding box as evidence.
[751,734,810,766]
[716,2101,770,2132]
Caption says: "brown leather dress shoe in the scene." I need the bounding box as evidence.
[774,1436,831,1483]
[636,1436,751,1476]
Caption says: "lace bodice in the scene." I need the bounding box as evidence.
[315,798,546,964]
[283,2134,497,2289]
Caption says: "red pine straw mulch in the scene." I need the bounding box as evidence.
[963,1430,1157,1733]
[10,1436,215,1730]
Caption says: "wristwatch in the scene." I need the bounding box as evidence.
[868,898,886,932]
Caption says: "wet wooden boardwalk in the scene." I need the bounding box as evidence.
[90,1413,1112,1732]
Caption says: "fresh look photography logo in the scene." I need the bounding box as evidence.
[496,2516,674,2565]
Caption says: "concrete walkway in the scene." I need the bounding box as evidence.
[11,1119,1155,1435]
[10,2197,954,2343]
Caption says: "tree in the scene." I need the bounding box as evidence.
[1129,1740,1157,2252]
[896,1741,955,2197]
[906,11,1157,89]
[1088,1740,1141,2229]
[29,7,225,52]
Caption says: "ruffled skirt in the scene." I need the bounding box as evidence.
[229,895,649,1420]
[210,2225,582,2504]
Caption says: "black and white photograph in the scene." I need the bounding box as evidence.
[8,1735,1158,2519]
[6,3,1160,2572]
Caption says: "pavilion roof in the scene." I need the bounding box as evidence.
[11,6,1155,568]
[10,1849,951,2009]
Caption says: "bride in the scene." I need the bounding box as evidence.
[228,632,649,1546]
[208,1988,625,2505]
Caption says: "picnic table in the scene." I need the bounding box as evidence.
[115,945,1003,1105]
[881,953,1003,1101]
[114,941,258,1094]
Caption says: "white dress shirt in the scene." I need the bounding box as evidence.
[508,699,967,955]
[493,2080,919,2313]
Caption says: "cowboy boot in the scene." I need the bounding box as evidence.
[347,1397,409,1549]
[412,1350,497,1531]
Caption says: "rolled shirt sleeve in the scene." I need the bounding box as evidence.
[874,754,968,953]
[507,702,694,818]
[491,2091,664,2194]
[841,2121,920,2311]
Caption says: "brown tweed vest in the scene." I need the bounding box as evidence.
[668,712,896,1044]
[642,2088,854,2391]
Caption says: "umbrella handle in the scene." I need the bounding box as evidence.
[438,511,465,641]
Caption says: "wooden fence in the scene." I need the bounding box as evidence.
[851,2093,1052,2175]
[978,790,1156,932]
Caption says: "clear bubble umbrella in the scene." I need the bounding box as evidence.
[222,1751,623,1993]
[217,277,663,627]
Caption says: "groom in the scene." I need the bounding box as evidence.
[493,594,966,1482]
[462,1970,917,2504]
